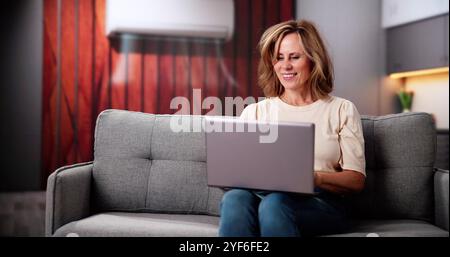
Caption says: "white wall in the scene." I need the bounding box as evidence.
[406,73,449,129]
[296,0,385,115]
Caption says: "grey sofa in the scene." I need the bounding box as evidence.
[45,109,449,237]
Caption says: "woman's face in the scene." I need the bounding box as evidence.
[273,32,311,91]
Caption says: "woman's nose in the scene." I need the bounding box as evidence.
[282,60,293,69]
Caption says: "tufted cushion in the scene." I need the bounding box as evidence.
[92,110,223,216]
[346,112,436,222]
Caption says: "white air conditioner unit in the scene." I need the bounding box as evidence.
[106,0,235,41]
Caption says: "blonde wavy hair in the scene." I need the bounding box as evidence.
[258,20,334,99]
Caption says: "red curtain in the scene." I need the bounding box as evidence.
[42,0,295,185]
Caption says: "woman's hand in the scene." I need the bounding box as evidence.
[313,171,324,188]
[314,170,365,195]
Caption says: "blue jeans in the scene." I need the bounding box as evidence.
[218,188,349,237]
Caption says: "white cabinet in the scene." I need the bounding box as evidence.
[382,0,449,28]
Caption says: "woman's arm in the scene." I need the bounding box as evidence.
[314,170,365,194]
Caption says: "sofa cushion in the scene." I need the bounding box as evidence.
[346,113,436,222]
[151,115,206,161]
[53,213,448,237]
[327,219,449,237]
[92,110,223,216]
[53,212,220,237]
[145,160,223,215]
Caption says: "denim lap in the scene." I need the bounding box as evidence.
[219,189,348,237]
[258,192,301,236]
[218,189,261,237]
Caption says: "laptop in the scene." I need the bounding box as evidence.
[205,117,315,194]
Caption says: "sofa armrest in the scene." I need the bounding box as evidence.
[45,162,93,236]
[434,168,449,231]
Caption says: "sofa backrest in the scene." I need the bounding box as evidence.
[92,110,436,221]
[92,110,224,216]
[347,112,436,222]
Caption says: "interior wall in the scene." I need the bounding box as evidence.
[296,0,386,115]
[406,73,449,129]
[0,0,43,191]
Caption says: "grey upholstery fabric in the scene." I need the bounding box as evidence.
[45,162,92,236]
[146,160,209,213]
[151,115,206,162]
[346,113,436,222]
[327,220,449,237]
[53,212,219,237]
[435,130,449,170]
[92,110,154,211]
[53,213,449,237]
[434,168,449,231]
[92,110,223,215]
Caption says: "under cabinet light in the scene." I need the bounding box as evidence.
[389,67,449,79]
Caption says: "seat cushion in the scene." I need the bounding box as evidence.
[53,212,220,237]
[327,219,449,237]
[54,214,448,237]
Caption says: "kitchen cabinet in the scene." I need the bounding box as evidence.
[382,0,448,28]
[386,14,449,74]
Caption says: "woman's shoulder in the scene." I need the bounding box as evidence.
[325,96,359,112]
[258,97,279,105]
[326,96,362,122]
[246,97,278,109]
[240,97,278,120]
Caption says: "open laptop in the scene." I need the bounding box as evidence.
[205,117,315,194]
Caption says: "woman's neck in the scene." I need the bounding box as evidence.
[280,89,316,106]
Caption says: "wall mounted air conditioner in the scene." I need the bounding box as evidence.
[106,0,235,41]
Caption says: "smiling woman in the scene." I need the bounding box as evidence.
[219,20,366,237]
[257,20,334,103]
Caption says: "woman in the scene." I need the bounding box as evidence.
[218,20,366,237]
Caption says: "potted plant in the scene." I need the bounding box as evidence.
[398,90,414,113]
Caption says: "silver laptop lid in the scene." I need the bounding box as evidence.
[205,117,315,194]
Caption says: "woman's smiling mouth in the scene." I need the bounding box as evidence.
[282,73,298,80]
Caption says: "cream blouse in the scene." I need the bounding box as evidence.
[240,96,366,176]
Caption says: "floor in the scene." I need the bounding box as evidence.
[0,191,46,237]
